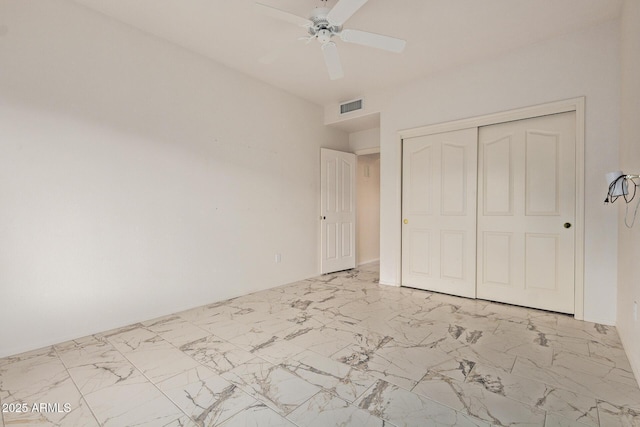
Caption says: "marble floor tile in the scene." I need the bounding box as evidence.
[221,357,321,416]
[0,346,100,427]
[452,381,547,426]
[287,390,388,426]
[66,354,146,395]
[1,262,638,426]
[439,341,517,373]
[477,324,554,366]
[356,379,490,427]
[142,315,211,347]
[279,322,354,357]
[82,377,186,426]
[596,401,640,427]
[282,350,377,403]
[1,375,99,427]
[219,402,297,426]
[467,363,599,426]
[157,366,257,426]
[544,412,594,426]
[588,341,634,372]
[179,336,254,375]
[355,314,437,346]
[411,371,469,412]
[512,357,640,410]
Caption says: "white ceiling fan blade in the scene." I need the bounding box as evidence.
[321,42,344,80]
[326,0,369,26]
[254,3,312,27]
[340,29,406,53]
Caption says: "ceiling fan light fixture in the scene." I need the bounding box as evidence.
[255,0,406,80]
[317,29,333,44]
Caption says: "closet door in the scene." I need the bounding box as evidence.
[401,128,478,298]
[477,112,576,314]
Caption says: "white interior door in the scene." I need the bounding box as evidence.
[477,112,576,313]
[321,148,356,274]
[401,128,478,298]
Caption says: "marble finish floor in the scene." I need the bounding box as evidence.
[1,262,639,426]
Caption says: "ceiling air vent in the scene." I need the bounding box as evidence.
[340,98,364,115]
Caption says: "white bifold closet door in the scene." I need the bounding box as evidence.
[401,128,478,298]
[477,112,576,314]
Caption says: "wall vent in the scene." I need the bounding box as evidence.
[339,98,364,115]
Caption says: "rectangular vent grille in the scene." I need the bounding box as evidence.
[340,99,363,115]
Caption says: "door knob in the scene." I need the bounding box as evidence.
[564,222,572,229]
[403,219,408,224]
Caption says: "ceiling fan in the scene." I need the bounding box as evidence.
[255,0,407,80]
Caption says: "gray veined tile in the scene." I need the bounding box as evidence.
[280,322,353,358]
[0,347,69,398]
[163,415,199,427]
[82,376,186,426]
[411,371,469,412]
[142,315,211,347]
[477,323,554,367]
[544,412,594,427]
[355,379,489,427]
[177,301,237,325]
[438,341,517,373]
[554,320,624,350]
[530,324,596,357]
[157,366,257,426]
[333,340,454,390]
[226,329,281,353]
[512,357,640,410]
[219,402,297,427]
[588,340,634,372]
[355,314,433,347]
[551,350,638,388]
[597,400,640,427]
[55,335,114,367]
[287,390,387,427]
[104,326,159,354]
[467,363,599,426]
[116,337,201,384]
[428,358,477,383]
[250,340,307,365]
[220,357,321,416]
[0,376,99,427]
[196,318,256,341]
[282,350,377,403]
[67,355,146,395]
[179,336,254,375]
[451,381,547,426]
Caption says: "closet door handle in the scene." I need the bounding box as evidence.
[564,222,572,229]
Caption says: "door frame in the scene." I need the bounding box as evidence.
[398,97,586,320]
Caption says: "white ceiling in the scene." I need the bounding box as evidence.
[72,0,622,106]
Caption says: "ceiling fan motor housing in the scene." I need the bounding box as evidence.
[308,7,340,43]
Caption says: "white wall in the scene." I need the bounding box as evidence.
[376,21,621,324]
[356,154,380,265]
[349,128,380,153]
[0,0,348,358]
[617,0,640,384]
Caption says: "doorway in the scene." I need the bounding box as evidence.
[357,153,380,266]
